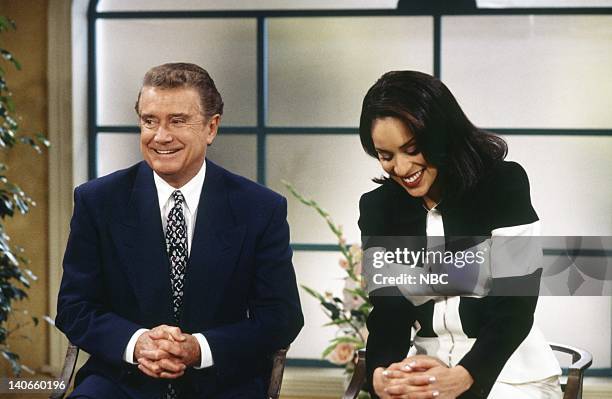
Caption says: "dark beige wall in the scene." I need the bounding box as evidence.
[0,0,49,375]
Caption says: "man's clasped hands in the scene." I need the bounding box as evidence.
[134,324,201,379]
[373,355,474,399]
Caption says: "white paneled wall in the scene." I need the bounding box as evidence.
[504,135,612,236]
[442,15,612,129]
[267,17,433,127]
[267,134,380,245]
[97,19,257,126]
[289,251,349,359]
[97,133,141,177]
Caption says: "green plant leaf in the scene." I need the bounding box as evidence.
[300,285,325,302]
[321,342,338,358]
[18,136,41,153]
[0,194,14,217]
[1,349,22,375]
[330,335,363,345]
[321,302,340,320]
[0,16,17,32]
[35,133,50,148]
[4,96,15,112]
[0,50,21,71]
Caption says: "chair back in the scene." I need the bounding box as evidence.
[343,349,366,399]
[267,347,289,399]
[550,343,593,399]
[49,344,79,399]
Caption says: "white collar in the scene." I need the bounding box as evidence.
[153,160,207,213]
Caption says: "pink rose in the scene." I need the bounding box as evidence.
[327,342,356,365]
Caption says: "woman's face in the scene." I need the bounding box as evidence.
[371,117,440,204]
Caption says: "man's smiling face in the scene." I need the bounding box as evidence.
[138,86,219,188]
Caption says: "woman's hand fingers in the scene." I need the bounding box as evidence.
[383,370,435,386]
[407,357,445,371]
[384,383,439,398]
[387,361,412,371]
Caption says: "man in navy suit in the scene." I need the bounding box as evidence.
[56,63,303,398]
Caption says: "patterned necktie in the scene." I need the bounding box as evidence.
[164,190,188,399]
[166,190,188,323]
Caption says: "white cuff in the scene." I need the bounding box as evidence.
[192,333,214,369]
[123,328,149,364]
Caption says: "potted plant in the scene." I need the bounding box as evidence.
[0,15,50,376]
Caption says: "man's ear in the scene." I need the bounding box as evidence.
[206,114,221,145]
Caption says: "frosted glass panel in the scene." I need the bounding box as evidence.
[536,296,611,367]
[98,0,398,11]
[442,16,612,128]
[207,134,257,181]
[97,133,142,177]
[289,251,349,359]
[267,134,381,244]
[268,17,433,127]
[97,19,256,126]
[504,135,612,236]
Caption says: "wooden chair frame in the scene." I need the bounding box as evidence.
[549,343,593,399]
[343,343,593,399]
[50,343,288,399]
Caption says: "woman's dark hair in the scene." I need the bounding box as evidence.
[359,70,507,197]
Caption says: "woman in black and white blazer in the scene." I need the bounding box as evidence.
[358,71,561,399]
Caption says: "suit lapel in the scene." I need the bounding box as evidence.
[112,162,174,325]
[180,160,246,329]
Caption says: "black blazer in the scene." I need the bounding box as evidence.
[359,161,557,398]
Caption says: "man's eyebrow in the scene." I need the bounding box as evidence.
[139,113,156,119]
[168,113,191,118]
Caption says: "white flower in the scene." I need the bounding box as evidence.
[327,342,355,365]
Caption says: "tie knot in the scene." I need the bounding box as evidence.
[172,190,185,205]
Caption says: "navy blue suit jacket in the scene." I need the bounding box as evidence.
[56,160,303,398]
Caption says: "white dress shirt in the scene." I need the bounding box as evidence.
[123,161,214,369]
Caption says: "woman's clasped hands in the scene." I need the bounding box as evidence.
[373,355,474,399]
